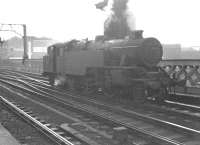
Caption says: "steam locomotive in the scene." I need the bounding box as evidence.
[43,30,167,102]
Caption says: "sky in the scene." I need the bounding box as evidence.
[0,0,200,47]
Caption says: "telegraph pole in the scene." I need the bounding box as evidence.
[23,24,28,63]
[0,23,28,63]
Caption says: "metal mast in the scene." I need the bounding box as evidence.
[0,23,28,63]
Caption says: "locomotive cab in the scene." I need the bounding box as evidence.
[43,43,66,85]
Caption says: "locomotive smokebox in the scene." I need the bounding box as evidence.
[129,30,143,39]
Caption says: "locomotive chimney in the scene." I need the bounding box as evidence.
[129,30,143,39]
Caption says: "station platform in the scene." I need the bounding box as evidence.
[0,123,20,145]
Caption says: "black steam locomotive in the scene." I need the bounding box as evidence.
[43,30,167,102]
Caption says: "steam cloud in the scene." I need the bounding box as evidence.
[104,0,135,40]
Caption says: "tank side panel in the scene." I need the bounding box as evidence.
[56,56,63,75]
[60,56,65,75]
[43,55,53,73]
[64,50,104,75]
[49,55,54,73]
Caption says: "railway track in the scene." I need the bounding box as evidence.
[0,96,85,145]
[0,68,48,83]
[0,71,200,144]
[0,79,146,144]
[167,92,200,106]
[4,69,200,121]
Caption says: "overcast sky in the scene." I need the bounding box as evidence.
[0,0,200,47]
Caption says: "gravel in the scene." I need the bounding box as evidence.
[0,105,55,145]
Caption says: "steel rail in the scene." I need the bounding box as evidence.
[13,74,200,133]
[0,77,193,145]
[0,96,75,145]
[0,68,47,81]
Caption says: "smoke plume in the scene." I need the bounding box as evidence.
[104,0,135,40]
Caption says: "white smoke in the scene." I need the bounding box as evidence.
[54,76,66,86]
[125,0,136,31]
[125,9,136,31]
